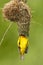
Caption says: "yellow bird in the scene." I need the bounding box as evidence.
[17,35,29,59]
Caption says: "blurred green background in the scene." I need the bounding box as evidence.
[0,0,43,65]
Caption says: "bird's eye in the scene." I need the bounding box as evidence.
[18,42,21,49]
[19,42,20,45]
[25,47,28,54]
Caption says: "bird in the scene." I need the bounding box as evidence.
[17,35,29,60]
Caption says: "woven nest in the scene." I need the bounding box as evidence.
[2,0,31,22]
[2,0,31,36]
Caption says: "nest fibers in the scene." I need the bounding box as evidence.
[2,0,31,36]
[12,0,27,3]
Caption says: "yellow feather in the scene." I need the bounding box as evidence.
[17,36,29,55]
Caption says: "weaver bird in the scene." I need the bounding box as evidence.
[17,35,29,59]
